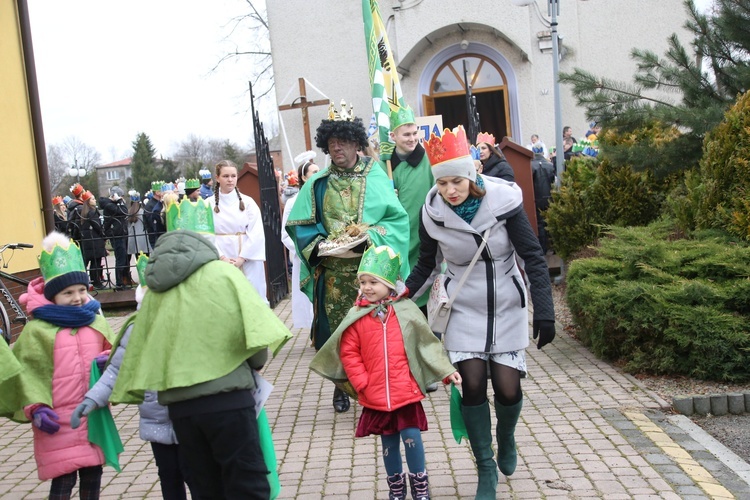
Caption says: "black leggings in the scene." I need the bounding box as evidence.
[457,358,522,407]
[49,465,103,500]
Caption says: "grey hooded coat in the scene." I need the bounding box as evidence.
[406,175,554,354]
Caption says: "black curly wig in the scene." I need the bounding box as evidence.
[315,117,369,154]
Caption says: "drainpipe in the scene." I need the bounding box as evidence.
[18,0,54,234]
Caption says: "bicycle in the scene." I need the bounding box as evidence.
[0,243,33,344]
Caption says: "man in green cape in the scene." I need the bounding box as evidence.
[285,103,410,413]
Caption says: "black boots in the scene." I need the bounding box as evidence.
[494,396,523,476]
[332,386,350,413]
[461,401,498,499]
[386,472,407,500]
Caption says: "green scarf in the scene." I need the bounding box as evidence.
[1,315,116,422]
[309,298,455,397]
[450,175,485,223]
[110,261,292,404]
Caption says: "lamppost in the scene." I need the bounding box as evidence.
[512,0,564,180]
[68,160,86,184]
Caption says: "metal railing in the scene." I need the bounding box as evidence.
[62,215,155,291]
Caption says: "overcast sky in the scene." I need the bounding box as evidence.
[28,0,270,163]
[27,0,712,165]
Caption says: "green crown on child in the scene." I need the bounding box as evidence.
[165,197,215,234]
[38,240,86,282]
[357,245,401,289]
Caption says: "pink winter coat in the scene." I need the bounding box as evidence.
[20,277,109,480]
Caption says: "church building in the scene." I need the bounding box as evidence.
[267,0,691,168]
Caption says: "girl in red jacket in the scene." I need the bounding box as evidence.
[313,245,460,500]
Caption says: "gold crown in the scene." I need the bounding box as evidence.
[328,99,355,122]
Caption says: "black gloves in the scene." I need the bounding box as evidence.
[532,320,555,349]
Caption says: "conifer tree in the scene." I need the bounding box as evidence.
[559,0,750,177]
[131,132,158,195]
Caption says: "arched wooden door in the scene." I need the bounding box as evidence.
[423,54,510,143]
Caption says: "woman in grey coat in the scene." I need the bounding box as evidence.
[406,127,555,499]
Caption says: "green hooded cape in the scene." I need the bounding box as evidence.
[110,231,292,404]
[0,315,115,422]
[309,298,455,398]
[285,156,411,300]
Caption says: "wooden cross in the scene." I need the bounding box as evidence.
[278,78,330,151]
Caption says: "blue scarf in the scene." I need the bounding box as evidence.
[450,175,485,224]
[32,300,101,328]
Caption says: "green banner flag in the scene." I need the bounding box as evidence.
[362,0,407,161]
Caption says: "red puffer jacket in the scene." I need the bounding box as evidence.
[340,305,423,412]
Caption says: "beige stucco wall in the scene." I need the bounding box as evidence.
[0,1,46,272]
[268,0,691,171]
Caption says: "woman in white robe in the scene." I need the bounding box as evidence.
[280,158,319,329]
[208,160,268,303]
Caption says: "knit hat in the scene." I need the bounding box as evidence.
[425,126,476,182]
[357,245,401,290]
[38,232,89,300]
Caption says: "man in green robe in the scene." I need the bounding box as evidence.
[285,105,410,413]
[388,107,434,310]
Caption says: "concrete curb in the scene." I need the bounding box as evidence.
[673,392,750,416]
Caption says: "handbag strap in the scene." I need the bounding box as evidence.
[445,226,492,308]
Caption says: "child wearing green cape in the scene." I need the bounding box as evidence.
[310,245,461,500]
[5,232,117,499]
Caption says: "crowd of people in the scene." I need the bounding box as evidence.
[3,106,567,499]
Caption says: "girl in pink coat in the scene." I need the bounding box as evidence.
[9,232,114,499]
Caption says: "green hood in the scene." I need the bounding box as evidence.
[146,230,219,292]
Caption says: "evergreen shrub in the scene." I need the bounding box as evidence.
[566,221,750,382]
[545,155,669,260]
[668,90,750,240]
